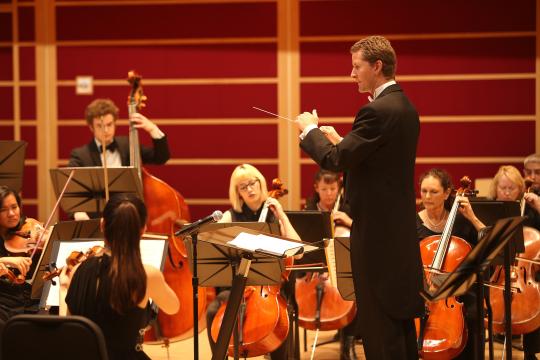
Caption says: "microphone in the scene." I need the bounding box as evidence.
[174,210,223,237]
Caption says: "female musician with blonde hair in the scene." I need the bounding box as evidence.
[488,165,540,360]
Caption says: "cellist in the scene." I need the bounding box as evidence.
[303,169,358,360]
[0,186,41,328]
[416,168,487,359]
[490,161,540,360]
[68,98,170,220]
[205,163,300,359]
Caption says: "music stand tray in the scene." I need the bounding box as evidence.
[49,167,143,215]
[0,140,27,192]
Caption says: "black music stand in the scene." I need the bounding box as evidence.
[420,216,525,360]
[285,211,333,267]
[332,237,356,301]
[189,225,313,360]
[49,167,142,216]
[0,140,27,192]
[32,219,102,300]
[470,198,523,359]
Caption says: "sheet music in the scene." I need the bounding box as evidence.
[43,239,166,307]
[228,232,303,256]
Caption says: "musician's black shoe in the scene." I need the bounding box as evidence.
[340,335,358,360]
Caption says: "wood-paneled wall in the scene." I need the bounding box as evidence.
[0,0,537,220]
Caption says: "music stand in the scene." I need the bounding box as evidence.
[49,167,142,216]
[470,198,523,359]
[191,224,313,360]
[32,219,102,300]
[0,140,27,192]
[420,216,525,360]
[285,211,332,267]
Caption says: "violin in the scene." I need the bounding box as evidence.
[416,176,475,360]
[211,178,291,357]
[1,217,46,285]
[489,177,540,335]
[4,218,45,256]
[42,245,106,284]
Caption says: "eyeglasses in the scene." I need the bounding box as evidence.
[524,168,540,176]
[238,179,260,192]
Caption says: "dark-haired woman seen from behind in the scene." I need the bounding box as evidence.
[59,194,179,360]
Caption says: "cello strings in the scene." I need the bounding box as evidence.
[252,106,295,123]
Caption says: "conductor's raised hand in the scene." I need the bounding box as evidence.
[295,109,318,132]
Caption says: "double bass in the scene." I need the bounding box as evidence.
[210,178,291,357]
[489,178,540,335]
[125,72,208,343]
[416,176,475,359]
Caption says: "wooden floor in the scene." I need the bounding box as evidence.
[143,329,526,359]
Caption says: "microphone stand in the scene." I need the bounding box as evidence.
[191,230,200,360]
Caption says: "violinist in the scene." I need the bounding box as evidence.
[0,186,39,327]
[205,163,300,359]
[417,168,486,359]
[68,98,170,220]
[59,193,179,360]
[303,169,357,359]
[489,164,540,360]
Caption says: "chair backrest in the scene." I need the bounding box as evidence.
[2,314,108,360]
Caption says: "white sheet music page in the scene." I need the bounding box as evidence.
[228,232,303,256]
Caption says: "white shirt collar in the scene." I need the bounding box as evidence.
[368,80,397,102]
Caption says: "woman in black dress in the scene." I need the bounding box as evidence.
[417,168,486,360]
[59,193,179,359]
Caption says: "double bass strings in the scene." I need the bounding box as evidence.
[252,106,295,123]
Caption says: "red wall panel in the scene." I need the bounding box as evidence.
[57,84,277,119]
[301,37,535,77]
[0,14,11,41]
[161,124,278,158]
[20,86,35,120]
[0,125,14,140]
[144,164,278,199]
[0,47,12,80]
[18,6,34,42]
[57,3,276,41]
[302,79,534,117]
[0,88,13,119]
[21,126,36,159]
[300,1,535,36]
[21,164,36,199]
[57,44,277,79]
[417,122,534,157]
[19,46,35,80]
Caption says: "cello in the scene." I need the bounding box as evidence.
[416,176,475,359]
[125,72,208,343]
[489,178,540,335]
[210,178,291,357]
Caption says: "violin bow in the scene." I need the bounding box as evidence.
[28,169,76,261]
[100,116,110,203]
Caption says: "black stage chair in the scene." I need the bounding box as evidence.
[1,314,108,360]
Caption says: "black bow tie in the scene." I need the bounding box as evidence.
[98,140,117,153]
